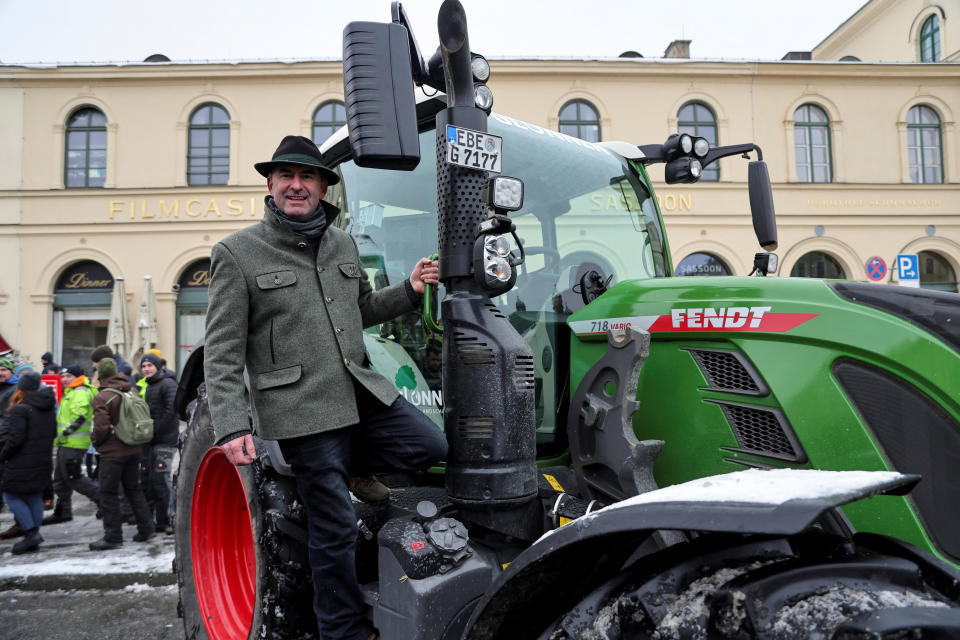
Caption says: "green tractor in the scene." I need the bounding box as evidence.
[173,1,960,638]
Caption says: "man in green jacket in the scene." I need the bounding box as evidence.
[205,135,447,640]
[44,364,100,524]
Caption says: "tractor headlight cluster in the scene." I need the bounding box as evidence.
[471,54,492,113]
[483,235,513,283]
[663,133,711,184]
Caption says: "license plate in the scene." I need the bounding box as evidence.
[445,125,502,173]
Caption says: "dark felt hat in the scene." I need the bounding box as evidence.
[254,135,340,185]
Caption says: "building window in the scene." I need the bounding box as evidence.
[919,251,957,293]
[907,105,943,184]
[920,15,941,62]
[65,108,107,188]
[794,104,832,183]
[675,252,731,276]
[188,103,230,186]
[790,251,846,279]
[678,102,719,181]
[839,55,861,62]
[312,101,346,146]
[558,100,601,142]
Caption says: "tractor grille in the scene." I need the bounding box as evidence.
[485,301,506,319]
[454,332,495,365]
[515,354,535,390]
[710,401,807,463]
[457,415,495,440]
[687,348,768,396]
[834,358,960,562]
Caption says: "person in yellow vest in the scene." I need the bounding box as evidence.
[43,364,100,524]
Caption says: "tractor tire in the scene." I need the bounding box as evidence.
[175,383,317,640]
[541,532,960,640]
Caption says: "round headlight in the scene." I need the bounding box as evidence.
[485,235,511,257]
[680,134,693,154]
[471,55,490,82]
[485,256,512,283]
[690,159,703,178]
[693,137,709,157]
[474,84,494,111]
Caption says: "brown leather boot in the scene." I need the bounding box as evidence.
[349,475,390,506]
[0,523,25,539]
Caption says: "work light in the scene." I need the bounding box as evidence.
[489,176,524,211]
[471,54,490,82]
[474,84,494,111]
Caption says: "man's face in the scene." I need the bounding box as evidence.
[141,361,158,378]
[0,367,11,383]
[61,371,76,386]
[268,164,328,217]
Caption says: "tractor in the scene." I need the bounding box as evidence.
[173,1,960,638]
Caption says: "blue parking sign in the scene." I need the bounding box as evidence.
[897,254,920,288]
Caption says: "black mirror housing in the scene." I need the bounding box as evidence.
[343,21,420,170]
[748,161,777,250]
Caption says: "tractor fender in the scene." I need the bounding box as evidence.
[462,468,919,640]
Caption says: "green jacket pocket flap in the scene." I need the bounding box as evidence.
[256,271,298,289]
[338,263,361,278]
[255,364,302,390]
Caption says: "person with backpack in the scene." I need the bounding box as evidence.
[139,353,178,534]
[0,372,56,554]
[88,357,154,550]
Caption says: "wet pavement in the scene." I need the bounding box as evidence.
[0,495,183,639]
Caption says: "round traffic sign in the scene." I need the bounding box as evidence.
[865,256,887,281]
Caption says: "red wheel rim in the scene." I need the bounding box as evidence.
[192,447,256,639]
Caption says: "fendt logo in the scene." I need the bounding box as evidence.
[570,307,818,336]
[668,306,770,329]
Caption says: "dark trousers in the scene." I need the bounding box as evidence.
[140,444,175,527]
[279,393,448,640]
[52,446,99,517]
[99,453,153,543]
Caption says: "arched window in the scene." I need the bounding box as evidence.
[839,55,861,62]
[918,251,958,293]
[677,102,719,181]
[794,104,832,183]
[65,107,107,188]
[790,251,846,279]
[920,15,941,62]
[675,252,731,277]
[907,105,943,184]
[558,100,601,142]
[312,101,346,146]
[188,103,230,186]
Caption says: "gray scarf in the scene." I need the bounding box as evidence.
[266,196,328,240]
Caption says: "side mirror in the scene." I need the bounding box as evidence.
[748,161,777,251]
[342,21,420,170]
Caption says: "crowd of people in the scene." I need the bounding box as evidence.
[0,345,180,554]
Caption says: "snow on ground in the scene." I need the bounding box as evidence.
[0,546,174,577]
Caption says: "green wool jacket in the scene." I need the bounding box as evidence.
[55,378,97,449]
[204,200,416,442]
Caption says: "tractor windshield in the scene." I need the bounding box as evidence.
[329,114,667,455]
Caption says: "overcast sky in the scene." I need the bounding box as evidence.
[0,0,868,65]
